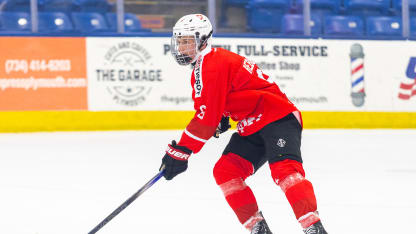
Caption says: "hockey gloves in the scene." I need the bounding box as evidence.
[160,140,192,180]
[214,116,231,138]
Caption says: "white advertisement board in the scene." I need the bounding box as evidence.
[87,37,416,112]
[87,37,194,111]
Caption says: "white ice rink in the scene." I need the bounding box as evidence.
[1,129,415,234]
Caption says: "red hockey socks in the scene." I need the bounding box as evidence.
[214,156,321,230]
[269,159,320,228]
[213,153,261,229]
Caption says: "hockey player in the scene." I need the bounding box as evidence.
[160,14,328,234]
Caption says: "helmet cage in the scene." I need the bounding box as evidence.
[171,31,212,66]
[171,14,213,66]
[171,34,198,66]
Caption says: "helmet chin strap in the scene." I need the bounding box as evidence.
[190,37,212,65]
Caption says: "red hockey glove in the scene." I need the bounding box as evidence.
[214,116,231,138]
[160,140,192,180]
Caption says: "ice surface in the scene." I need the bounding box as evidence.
[1,129,415,234]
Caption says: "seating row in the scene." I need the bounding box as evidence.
[223,0,416,33]
[0,11,150,33]
[0,0,113,13]
[246,0,416,35]
[1,11,414,38]
[279,14,416,38]
[225,0,416,16]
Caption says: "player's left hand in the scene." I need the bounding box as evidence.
[160,141,192,180]
[214,116,231,138]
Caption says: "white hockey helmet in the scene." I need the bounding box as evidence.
[171,14,213,65]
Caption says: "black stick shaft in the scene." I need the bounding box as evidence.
[88,170,165,234]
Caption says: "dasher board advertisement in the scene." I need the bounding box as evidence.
[212,38,416,112]
[88,37,416,112]
[0,37,87,111]
[87,37,193,111]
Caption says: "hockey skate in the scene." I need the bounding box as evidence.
[303,221,328,234]
[250,215,273,234]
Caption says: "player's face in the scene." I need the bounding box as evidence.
[177,36,196,59]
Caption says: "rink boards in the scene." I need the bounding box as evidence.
[0,36,415,132]
[1,111,415,132]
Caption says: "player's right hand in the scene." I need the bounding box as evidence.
[160,140,192,180]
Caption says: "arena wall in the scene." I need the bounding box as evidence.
[1,36,415,132]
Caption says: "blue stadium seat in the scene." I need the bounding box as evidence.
[38,12,73,32]
[71,12,108,32]
[324,15,364,36]
[226,0,250,6]
[106,13,151,32]
[2,0,77,12]
[392,0,416,14]
[281,14,322,35]
[2,0,36,11]
[74,0,114,13]
[393,0,416,9]
[366,16,402,37]
[42,0,76,13]
[344,0,390,16]
[294,0,341,17]
[246,0,290,33]
[411,17,416,37]
[220,0,250,26]
[0,11,31,31]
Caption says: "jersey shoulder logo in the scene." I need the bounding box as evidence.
[193,57,204,98]
[243,58,255,74]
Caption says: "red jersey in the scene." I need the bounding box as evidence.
[178,47,300,153]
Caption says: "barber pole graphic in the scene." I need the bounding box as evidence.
[398,57,416,100]
[350,43,366,107]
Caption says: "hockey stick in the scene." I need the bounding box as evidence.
[88,168,165,234]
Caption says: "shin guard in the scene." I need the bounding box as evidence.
[270,159,320,228]
[213,153,259,228]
